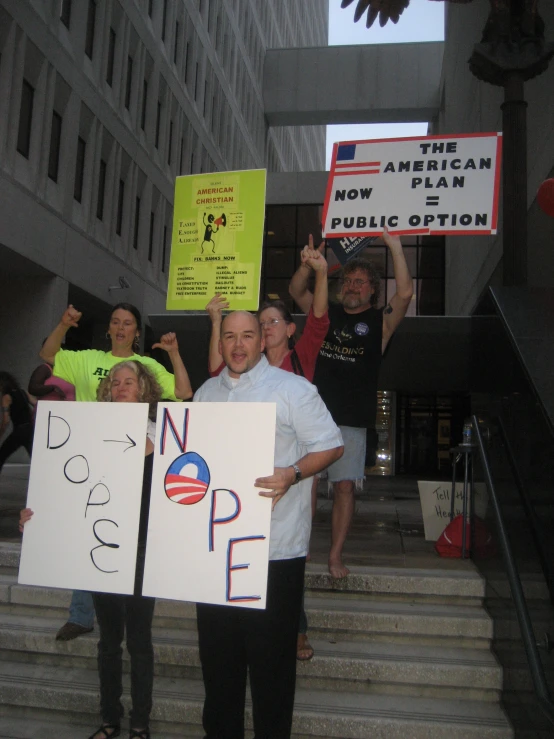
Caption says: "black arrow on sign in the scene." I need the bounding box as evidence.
[103,434,137,452]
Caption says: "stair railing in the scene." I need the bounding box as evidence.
[472,415,554,727]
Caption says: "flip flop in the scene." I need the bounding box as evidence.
[297,633,314,661]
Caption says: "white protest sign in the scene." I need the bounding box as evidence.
[323,133,502,237]
[142,402,275,608]
[18,402,148,595]
[417,480,489,541]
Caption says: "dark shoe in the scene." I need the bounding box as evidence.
[129,730,150,738]
[88,724,120,739]
[56,621,93,641]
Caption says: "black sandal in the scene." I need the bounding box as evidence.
[88,724,121,739]
[129,731,150,739]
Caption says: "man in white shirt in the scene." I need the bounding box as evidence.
[194,310,343,739]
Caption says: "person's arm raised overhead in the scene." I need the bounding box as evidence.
[39,305,82,365]
[151,333,193,400]
[205,293,229,374]
[302,238,328,318]
[289,235,325,315]
[381,228,413,353]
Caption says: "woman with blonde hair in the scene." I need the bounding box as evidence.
[21,360,162,739]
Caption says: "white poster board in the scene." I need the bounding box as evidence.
[142,402,275,609]
[19,402,149,594]
[323,133,502,237]
[417,480,489,541]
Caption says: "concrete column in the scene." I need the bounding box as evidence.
[0,272,68,387]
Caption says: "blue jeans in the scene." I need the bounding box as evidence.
[69,589,95,628]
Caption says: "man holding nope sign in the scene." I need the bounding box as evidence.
[193,310,343,739]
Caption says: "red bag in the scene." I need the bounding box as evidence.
[435,515,496,558]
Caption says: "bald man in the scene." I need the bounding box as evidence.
[194,311,343,739]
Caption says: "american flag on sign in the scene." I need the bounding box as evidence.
[334,143,381,176]
[164,452,211,505]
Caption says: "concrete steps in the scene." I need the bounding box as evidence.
[0,661,513,739]
[0,612,502,701]
[0,542,514,737]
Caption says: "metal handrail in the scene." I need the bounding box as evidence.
[472,415,554,727]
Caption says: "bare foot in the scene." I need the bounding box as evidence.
[296,633,314,661]
[328,556,349,579]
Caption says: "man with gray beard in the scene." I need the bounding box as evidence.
[289,229,413,578]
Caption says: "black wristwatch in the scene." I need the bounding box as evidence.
[291,464,302,484]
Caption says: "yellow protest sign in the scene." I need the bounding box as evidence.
[167,169,266,310]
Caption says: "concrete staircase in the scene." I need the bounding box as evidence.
[0,542,514,738]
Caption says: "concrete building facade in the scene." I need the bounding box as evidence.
[0,0,328,382]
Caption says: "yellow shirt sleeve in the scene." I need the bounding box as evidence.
[135,356,180,402]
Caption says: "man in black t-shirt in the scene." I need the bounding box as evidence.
[290,229,413,578]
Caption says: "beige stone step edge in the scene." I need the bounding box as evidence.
[0,615,503,693]
[0,662,514,739]
[4,583,494,640]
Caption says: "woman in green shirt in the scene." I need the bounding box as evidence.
[40,302,192,402]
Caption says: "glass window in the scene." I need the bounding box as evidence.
[73,136,86,202]
[106,28,116,86]
[168,120,173,165]
[155,100,161,148]
[296,205,322,245]
[418,244,444,278]
[174,21,180,63]
[17,79,34,158]
[386,245,417,278]
[262,279,294,310]
[265,248,295,279]
[148,211,155,261]
[84,0,96,59]
[96,159,107,220]
[60,0,71,28]
[141,79,148,130]
[124,56,133,109]
[162,224,167,272]
[133,196,140,250]
[265,206,296,247]
[162,0,168,41]
[418,278,444,315]
[116,179,125,235]
[48,111,62,182]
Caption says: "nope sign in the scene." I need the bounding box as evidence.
[142,402,275,609]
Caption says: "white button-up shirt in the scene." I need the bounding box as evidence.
[194,355,343,560]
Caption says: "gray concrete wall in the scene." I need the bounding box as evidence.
[441,3,554,314]
[264,42,443,126]
[0,273,68,387]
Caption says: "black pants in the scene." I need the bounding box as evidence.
[92,592,155,728]
[196,557,306,739]
[0,423,33,473]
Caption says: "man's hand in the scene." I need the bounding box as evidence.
[205,293,229,324]
[255,467,296,510]
[300,235,327,272]
[382,226,402,254]
[60,304,82,329]
[152,332,179,355]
